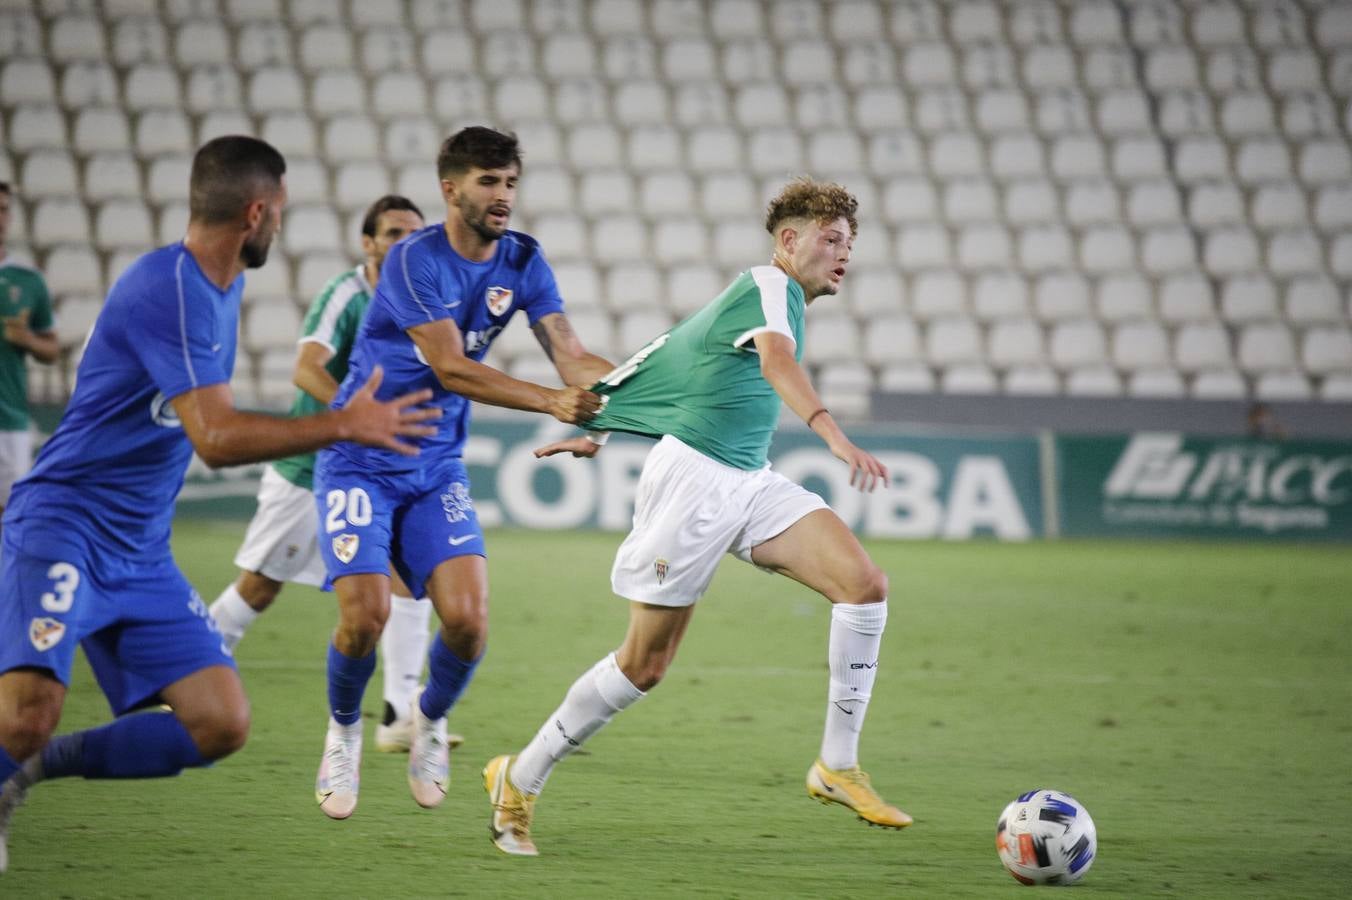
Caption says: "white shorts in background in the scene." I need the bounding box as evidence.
[0,429,32,508]
[233,465,327,587]
[611,435,828,607]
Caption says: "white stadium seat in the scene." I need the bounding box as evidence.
[61,62,120,110]
[284,206,343,256]
[1254,371,1312,401]
[1049,319,1107,369]
[125,64,182,111]
[112,17,168,66]
[1159,90,1215,137]
[864,314,921,365]
[1266,230,1323,278]
[1285,278,1344,325]
[1235,138,1293,184]
[1157,274,1214,323]
[941,363,999,394]
[247,68,305,114]
[1220,275,1280,322]
[910,271,967,320]
[135,109,193,157]
[912,88,969,134]
[1079,226,1135,274]
[804,314,862,365]
[1175,137,1229,183]
[1019,226,1075,272]
[1064,181,1120,227]
[604,263,662,312]
[1191,369,1247,399]
[1237,322,1298,372]
[987,318,1045,368]
[1302,327,1352,375]
[1009,0,1062,45]
[1144,46,1200,91]
[84,154,143,204]
[1070,0,1123,45]
[925,317,984,366]
[1004,366,1059,395]
[1112,321,1170,371]
[174,20,231,68]
[422,31,477,77]
[1022,46,1076,89]
[963,44,1017,90]
[592,216,649,265]
[32,199,91,246]
[1127,368,1186,399]
[20,152,80,200]
[896,225,951,269]
[1174,322,1233,373]
[1064,366,1122,396]
[1139,227,1198,276]
[869,131,926,177]
[44,245,104,298]
[94,200,155,251]
[185,66,243,114]
[1203,228,1263,276]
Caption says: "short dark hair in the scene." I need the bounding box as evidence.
[765,177,859,239]
[0,181,9,196]
[436,127,522,179]
[189,135,287,225]
[361,195,424,237]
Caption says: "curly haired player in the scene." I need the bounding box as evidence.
[483,177,911,856]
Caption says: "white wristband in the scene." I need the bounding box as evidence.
[586,430,611,445]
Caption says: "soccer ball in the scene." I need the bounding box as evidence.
[995,789,1097,885]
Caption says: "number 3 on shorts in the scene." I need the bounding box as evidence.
[325,487,372,533]
[41,561,81,613]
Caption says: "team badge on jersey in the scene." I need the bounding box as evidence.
[485,285,514,317]
[654,558,669,584]
[332,533,359,564]
[29,617,66,651]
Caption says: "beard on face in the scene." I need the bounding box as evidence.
[460,195,508,243]
[241,226,274,269]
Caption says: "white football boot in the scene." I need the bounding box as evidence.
[315,718,362,819]
[407,690,450,808]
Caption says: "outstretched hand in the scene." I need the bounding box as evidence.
[340,365,440,456]
[534,436,602,459]
[831,439,890,492]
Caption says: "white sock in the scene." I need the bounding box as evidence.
[510,652,645,795]
[380,594,432,716]
[820,600,888,770]
[209,584,259,653]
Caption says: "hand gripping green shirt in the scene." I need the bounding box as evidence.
[587,265,805,471]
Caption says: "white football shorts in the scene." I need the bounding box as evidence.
[0,428,32,508]
[233,464,327,587]
[611,435,828,607]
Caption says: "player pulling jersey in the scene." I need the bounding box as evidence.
[315,223,564,594]
[588,266,806,471]
[1,244,240,704]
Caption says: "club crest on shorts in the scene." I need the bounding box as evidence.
[332,533,359,564]
[654,558,669,584]
[29,616,65,651]
[485,285,513,317]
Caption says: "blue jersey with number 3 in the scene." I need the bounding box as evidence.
[322,224,565,474]
[4,243,241,561]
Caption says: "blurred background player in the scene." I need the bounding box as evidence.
[208,194,457,753]
[483,178,907,857]
[312,126,613,820]
[0,136,438,873]
[0,181,59,528]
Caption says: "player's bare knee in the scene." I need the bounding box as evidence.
[191,704,251,761]
[2,706,59,761]
[841,564,888,606]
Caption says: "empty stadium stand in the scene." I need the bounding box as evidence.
[1,0,1350,414]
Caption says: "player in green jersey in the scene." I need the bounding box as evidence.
[484,179,908,856]
[0,182,59,525]
[208,196,452,752]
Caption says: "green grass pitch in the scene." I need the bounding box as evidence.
[4,520,1350,898]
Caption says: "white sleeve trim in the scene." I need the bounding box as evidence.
[733,266,796,350]
[297,334,336,353]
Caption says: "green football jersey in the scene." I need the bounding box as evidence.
[590,266,805,471]
[0,260,55,431]
[271,266,373,490]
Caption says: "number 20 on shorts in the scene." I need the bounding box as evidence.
[325,487,372,533]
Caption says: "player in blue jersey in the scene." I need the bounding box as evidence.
[0,136,438,874]
[312,126,612,819]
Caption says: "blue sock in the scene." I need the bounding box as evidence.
[0,745,18,784]
[419,635,480,721]
[327,643,377,726]
[42,712,205,779]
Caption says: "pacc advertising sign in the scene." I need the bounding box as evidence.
[177,419,1043,541]
[1057,432,1352,540]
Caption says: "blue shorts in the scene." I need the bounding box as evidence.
[314,455,485,597]
[0,524,234,716]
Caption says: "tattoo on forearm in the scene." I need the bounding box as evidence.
[533,316,577,363]
[531,321,555,361]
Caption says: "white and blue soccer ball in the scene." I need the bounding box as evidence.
[996,789,1097,885]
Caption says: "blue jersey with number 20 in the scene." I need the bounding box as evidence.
[323,224,565,474]
[4,243,241,561]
